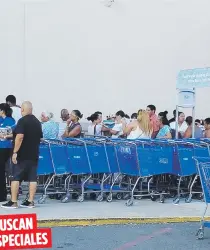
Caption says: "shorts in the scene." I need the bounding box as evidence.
[11,160,38,182]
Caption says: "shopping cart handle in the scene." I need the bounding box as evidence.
[154,139,168,143]
[82,137,107,142]
[41,139,61,144]
[63,138,88,145]
[110,138,137,146]
[152,139,174,145]
[202,139,210,143]
[193,156,210,163]
[63,138,79,142]
[85,135,108,139]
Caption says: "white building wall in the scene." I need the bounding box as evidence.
[0,0,210,121]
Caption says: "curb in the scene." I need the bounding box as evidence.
[37,217,207,227]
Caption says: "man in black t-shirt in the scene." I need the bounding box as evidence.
[2,101,43,209]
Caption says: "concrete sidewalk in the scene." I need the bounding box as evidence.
[0,196,209,226]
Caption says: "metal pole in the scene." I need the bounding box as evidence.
[192,88,196,138]
[192,106,195,138]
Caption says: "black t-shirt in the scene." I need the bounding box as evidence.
[13,115,43,162]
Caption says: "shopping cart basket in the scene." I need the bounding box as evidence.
[115,139,173,206]
[184,141,210,203]
[193,157,210,240]
[63,138,92,202]
[106,139,131,202]
[38,139,71,204]
[82,137,113,202]
[36,141,54,198]
[64,137,114,202]
[172,141,207,204]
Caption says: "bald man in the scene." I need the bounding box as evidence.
[61,109,69,122]
[2,101,43,209]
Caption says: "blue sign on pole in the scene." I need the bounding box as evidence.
[177,67,210,89]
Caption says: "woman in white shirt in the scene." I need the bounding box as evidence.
[87,113,103,136]
[170,112,188,137]
[123,110,152,139]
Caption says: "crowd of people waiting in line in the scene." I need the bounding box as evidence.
[0,95,210,209]
[26,104,210,140]
[1,96,210,141]
[39,106,210,140]
[85,107,210,140]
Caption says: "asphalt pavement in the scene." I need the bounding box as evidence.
[39,223,210,250]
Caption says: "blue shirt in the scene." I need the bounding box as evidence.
[156,125,171,138]
[0,117,16,128]
[42,120,59,139]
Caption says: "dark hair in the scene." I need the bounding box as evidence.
[205,118,210,125]
[173,110,184,118]
[94,111,102,115]
[147,105,156,112]
[116,110,125,118]
[87,113,99,122]
[186,116,192,126]
[73,110,83,119]
[0,103,13,117]
[6,95,16,105]
[61,109,68,114]
[158,111,168,117]
[131,113,137,119]
[125,114,130,119]
[158,111,169,126]
[195,119,200,124]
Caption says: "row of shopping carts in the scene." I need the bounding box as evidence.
[35,137,210,207]
[2,137,210,239]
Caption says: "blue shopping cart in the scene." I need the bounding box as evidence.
[64,138,92,202]
[64,137,115,202]
[36,142,54,200]
[84,137,128,202]
[38,139,71,204]
[141,140,175,202]
[193,157,210,239]
[185,141,210,203]
[138,139,175,203]
[172,140,209,204]
[38,142,54,176]
[115,139,174,206]
[105,139,132,202]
